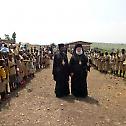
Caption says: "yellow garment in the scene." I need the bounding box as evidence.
[14,48,18,55]
[0,67,6,92]
[0,67,6,79]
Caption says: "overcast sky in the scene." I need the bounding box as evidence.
[0,0,126,44]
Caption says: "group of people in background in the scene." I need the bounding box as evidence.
[0,42,52,102]
[90,48,126,78]
[1,41,125,101]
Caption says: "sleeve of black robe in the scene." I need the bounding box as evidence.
[52,54,57,81]
[69,56,75,74]
[53,53,69,81]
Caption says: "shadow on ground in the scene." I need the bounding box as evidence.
[0,79,32,112]
[59,95,100,106]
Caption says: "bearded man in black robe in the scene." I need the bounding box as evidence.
[69,44,90,98]
[52,44,70,98]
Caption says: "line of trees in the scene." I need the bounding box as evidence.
[2,32,16,42]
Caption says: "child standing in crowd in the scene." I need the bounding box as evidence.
[8,54,16,92]
[22,54,29,81]
[29,55,35,77]
[4,56,10,94]
[0,57,7,101]
[44,53,50,68]
[35,51,40,71]
[15,55,23,87]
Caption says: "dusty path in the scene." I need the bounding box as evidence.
[0,59,126,126]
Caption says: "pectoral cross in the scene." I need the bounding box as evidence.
[62,60,65,65]
[79,60,82,65]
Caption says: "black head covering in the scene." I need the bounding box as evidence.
[73,44,84,55]
[110,52,113,56]
[58,43,64,50]
[75,44,83,49]
[105,52,108,55]
[121,49,125,52]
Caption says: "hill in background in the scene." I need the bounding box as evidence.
[91,42,126,51]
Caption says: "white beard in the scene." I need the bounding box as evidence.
[76,50,83,55]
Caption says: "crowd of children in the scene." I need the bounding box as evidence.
[0,43,52,102]
[90,48,126,77]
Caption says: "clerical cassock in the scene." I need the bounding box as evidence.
[52,44,70,98]
[69,44,89,98]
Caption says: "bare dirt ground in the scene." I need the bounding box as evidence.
[0,56,126,126]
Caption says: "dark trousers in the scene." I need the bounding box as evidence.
[0,91,6,100]
[9,75,16,92]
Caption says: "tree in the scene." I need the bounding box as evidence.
[50,43,56,48]
[12,32,16,42]
[4,34,10,40]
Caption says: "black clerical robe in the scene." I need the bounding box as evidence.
[52,52,70,97]
[69,54,88,97]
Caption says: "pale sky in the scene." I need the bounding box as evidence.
[0,0,126,45]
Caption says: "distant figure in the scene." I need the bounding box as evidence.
[52,44,70,98]
[69,44,89,98]
[12,32,16,43]
[31,47,33,53]
[44,53,50,68]
[119,49,126,77]
[104,52,110,74]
